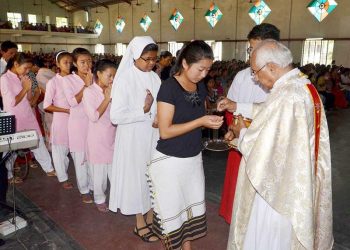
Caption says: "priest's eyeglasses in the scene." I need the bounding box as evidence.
[250,64,266,76]
[246,47,253,54]
[140,57,157,63]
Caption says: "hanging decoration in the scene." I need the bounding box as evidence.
[248,0,271,25]
[307,0,337,22]
[94,19,103,35]
[169,8,184,31]
[139,14,152,32]
[204,2,223,28]
[115,17,125,33]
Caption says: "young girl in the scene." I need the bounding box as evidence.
[63,48,93,203]
[109,36,160,242]
[43,51,73,189]
[0,53,55,183]
[148,41,223,250]
[82,59,116,212]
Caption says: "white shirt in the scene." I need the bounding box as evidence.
[227,67,268,103]
[0,57,7,75]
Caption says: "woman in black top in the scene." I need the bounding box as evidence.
[147,40,223,250]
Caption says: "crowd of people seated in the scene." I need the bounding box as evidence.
[20,21,49,31]
[0,21,14,29]
[0,20,95,34]
[300,62,350,110]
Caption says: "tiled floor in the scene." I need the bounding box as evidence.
[1,108,350,249]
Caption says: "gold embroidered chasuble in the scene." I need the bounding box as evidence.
[227,69,333,250]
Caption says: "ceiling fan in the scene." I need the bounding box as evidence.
[95,7,104,13]
[150,0,155,13]
[32,0,43,6]
[135,0,144,6]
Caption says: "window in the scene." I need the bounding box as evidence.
[95,44,105,54]
[56,17,68,28]
[115,43,127,56]
[205,40,222,61]
[301,38,334,66]
[245,41,250,62]
[45,16,50,24]
[28,14,37,24]
[7,12,22,28]
[85,11,89,22]
[17,44,23,52]
[168,41,184,57]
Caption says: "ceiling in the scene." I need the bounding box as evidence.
[49,0,132,12]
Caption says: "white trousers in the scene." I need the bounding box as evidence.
[243,193,292,250]
[90,163,111,204]
[6,136,54,179]
[52,145,70,182]
[71,152,91,195]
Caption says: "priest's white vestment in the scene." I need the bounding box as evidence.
[228,69,333,250]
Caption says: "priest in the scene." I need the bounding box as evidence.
[218,39,333,250]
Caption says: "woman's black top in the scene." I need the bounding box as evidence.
[156,77,207,158]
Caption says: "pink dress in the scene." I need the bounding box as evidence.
[0,70,42,135]
[62,73,88,153]
[82,83,116,164]
[43,74,70,147]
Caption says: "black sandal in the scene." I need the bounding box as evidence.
[133,225,159,243]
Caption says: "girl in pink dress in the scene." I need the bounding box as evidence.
[63,48,93,203]
[44,51,73,189]
[0,53,55,182]
[82,59,117,212]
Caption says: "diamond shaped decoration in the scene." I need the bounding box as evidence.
[169,9,184,31]
[205,3,223,28]
[115,17,125,33]
[307,0,337,22]
[248,0,271,25]
[139,14,152,32]
[94,19,103,35]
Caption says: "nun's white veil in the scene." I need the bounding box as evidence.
[112,36,156,93]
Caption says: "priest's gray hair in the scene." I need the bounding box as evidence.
[253,39,293,68]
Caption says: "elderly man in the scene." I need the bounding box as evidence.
[218,40,333,250]
[219,23,279,224]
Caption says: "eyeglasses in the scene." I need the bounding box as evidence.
[250,64,266,76]
[140,57,157,63]
[246,47,253,54]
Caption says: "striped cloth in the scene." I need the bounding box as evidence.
[147,150,207,250]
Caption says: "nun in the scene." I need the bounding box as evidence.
[109,36,160,243]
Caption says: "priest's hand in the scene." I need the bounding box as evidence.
[224,130,235,141]
[143,89,154,113]
[230,115,246,138]
[217,97,236,112]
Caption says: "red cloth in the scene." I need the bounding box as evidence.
[219,111,242,224]
[332,84,348,108]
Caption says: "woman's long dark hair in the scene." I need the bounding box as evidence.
[171,40,214,77]
[71,47,92,72]
[93,59,117,81]
[5,52,33,72]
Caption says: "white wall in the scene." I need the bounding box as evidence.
[0,0,71,25]
[2,0,350,66]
